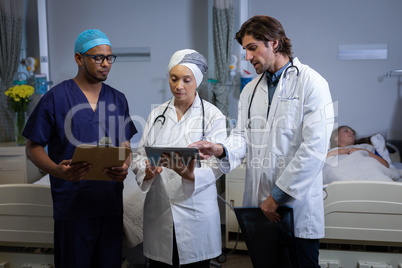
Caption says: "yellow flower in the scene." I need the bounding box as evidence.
[4,84,35,112]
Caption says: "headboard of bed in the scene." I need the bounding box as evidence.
[0,184,54,248]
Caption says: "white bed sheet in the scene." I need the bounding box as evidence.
[34,170,145,248]
[393,161,402,178]
[323,143,401,185]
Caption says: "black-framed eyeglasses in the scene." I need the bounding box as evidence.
[81,53,117,64]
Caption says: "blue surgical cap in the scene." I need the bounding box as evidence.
[74,29,111,54]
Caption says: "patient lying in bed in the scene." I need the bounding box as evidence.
[323,126,400,185]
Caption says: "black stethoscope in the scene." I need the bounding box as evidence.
[147,95,206,146]
[247,62,300,129]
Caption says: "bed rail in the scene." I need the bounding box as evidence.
[323,180,402,247]
[0,184,53,248]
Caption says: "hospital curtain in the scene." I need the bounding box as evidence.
[212,0,234,195]
[0,0,24,142]
[212,0,234,118]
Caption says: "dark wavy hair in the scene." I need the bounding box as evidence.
[235,15,293,59]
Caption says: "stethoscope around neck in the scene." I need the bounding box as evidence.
[247,62,300,129]
[146,94,206,146]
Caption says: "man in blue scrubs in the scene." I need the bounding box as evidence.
[23,29,137,268]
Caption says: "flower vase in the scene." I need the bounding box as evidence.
[15,111,26,146]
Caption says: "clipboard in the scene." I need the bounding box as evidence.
[144,146,201,168]
[71,144,131,181]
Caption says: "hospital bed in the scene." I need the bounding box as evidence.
[224,141,402,267]
[1,148,401,267]
[323,180,402,246]
[319,142,402,267]
[0,171,145,267]
[320,179,402,267]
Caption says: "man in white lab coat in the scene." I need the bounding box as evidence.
[191,15,334,267]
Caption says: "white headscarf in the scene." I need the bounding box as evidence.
[167,49,208,87]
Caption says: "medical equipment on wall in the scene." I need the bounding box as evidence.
[146,95,206,146]
[34,73,48,94]
[18,57,52,94]
[207,78,218,102]
[378,69,402,82]
[229,55,237,78]
[240,69,252,92]
[386,69,402,77]
[246,62,300,129]
[21,57,38,77]
[14,72,29,85]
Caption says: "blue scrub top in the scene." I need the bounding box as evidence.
[23,79,137,220]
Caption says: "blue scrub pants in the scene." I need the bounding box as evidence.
[295,238,320,268]
[54,216,123,268]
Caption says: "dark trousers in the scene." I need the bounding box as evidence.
[295,238,320,268]
[54,216,123,268]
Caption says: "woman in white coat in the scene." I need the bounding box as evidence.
[191,16,334,267]
[131,49,227,267]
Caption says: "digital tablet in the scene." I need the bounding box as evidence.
[145,146,201,168]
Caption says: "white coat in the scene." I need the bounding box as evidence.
[221,58,334,239]
[132,95,227,265]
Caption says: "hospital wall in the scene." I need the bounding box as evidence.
[246,0,402,140]
[44,0,402,146]
[45,0,208,147]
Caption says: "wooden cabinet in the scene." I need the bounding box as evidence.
[225,164,247,250]
[0,142,43,184]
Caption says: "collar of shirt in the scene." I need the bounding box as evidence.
[168,93,202,123]
[266,61,291,86]
[171,93,202,109]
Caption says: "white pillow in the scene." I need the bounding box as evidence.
[370,133,392,164]
[370,134,401,179]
